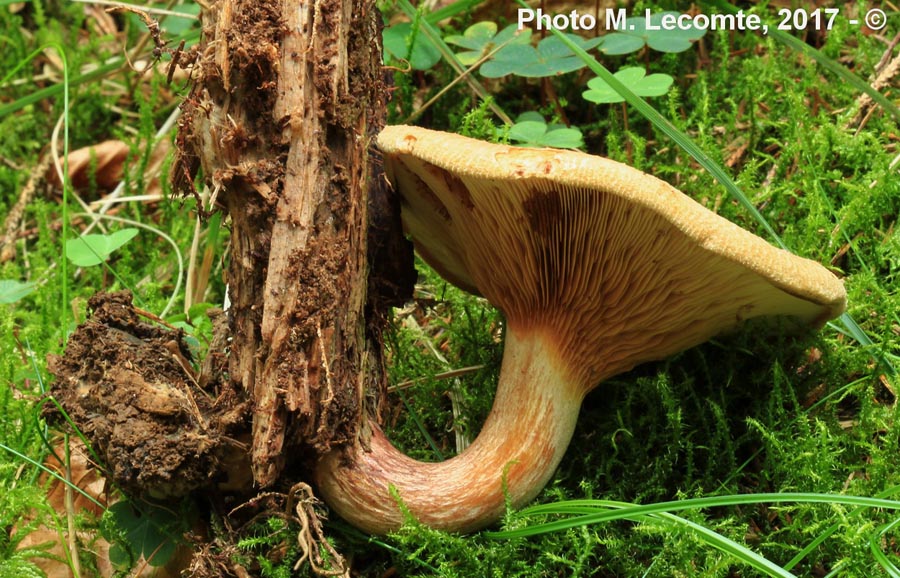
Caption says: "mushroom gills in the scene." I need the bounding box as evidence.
[314,126,847,535]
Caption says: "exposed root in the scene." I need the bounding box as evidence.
[227,483,349,577]
[290,483,348,577]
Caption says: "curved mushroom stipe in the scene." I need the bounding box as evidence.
[315,126,847,534]
[317,329,580,534]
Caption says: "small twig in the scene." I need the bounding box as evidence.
[1,151,52,262]
[88,193,164,206]
[131,305,177,329]
[401,37,518,125]
[105,5,166,75]
[86,104,181,228]
[874,30,900,73]
[847,39,900,129]
[227,491,287,518]
[394,0,512,125]
[167,39,186,84]
[388,364,486,392]
[63,436,83,578]
[72,0,199,20]
[314,321,338,440]
[163,338,203,390]
[184,185,207,313]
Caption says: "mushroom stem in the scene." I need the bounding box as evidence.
[315,326,584,534]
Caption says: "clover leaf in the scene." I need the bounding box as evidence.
[65,228,139,267]
[383,22,442,70]
[0,280,35,304]
[445,22,531,66]
[102,501,181,568]
[602,11,706,55]
[505,112,584,149]
[481,33,603,78]
[582,67,674,104]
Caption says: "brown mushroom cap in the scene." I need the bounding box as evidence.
[378,125,846,390]
[314,126,847,535]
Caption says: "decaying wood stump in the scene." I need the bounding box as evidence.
[176,0,413,488]
[48,0,414,569]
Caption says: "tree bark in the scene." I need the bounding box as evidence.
[45,2,410,574]
[177,0,412,488]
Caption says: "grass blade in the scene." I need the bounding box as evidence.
[0,442,105,510]
[703,0,900,124]
[495,498,798,577]
[488,493,900,538]
[394,0,512,125]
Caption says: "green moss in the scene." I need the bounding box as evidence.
[3,0,900,576]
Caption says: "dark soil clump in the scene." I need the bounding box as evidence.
[47,291,248,499]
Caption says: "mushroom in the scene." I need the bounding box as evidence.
[315,125,847,534]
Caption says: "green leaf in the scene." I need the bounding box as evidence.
[583,67,674,103]
[383,22,442,70]
[0,280,36,304]
[515,110,544,123]
[65,228,139,267]
[538,127,584,149]
[603,11,706,55]
[479,43,532,77]
[445,22,529,66]
[481,34,603,78]
[104,501,180,567]
[187,302,214,322]
[507,120,548,143]
[444,21,497,51]
[505,114,584,149]
[600,33,646,55]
